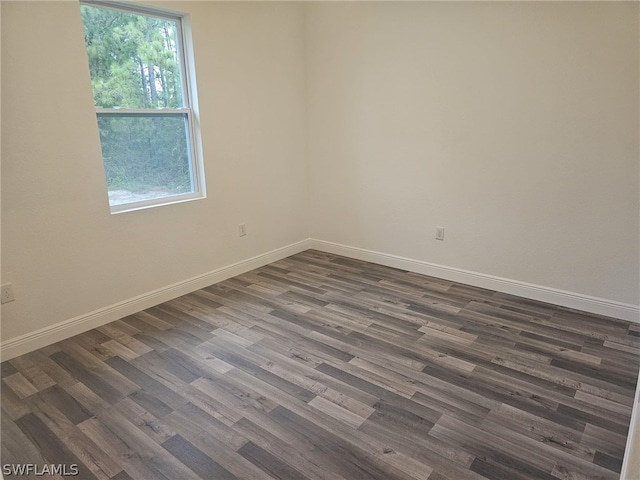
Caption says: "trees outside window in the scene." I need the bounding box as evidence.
[81,1,204,212]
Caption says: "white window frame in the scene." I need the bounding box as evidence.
[81,0,205,214]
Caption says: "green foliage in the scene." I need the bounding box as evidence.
[81,4,192,197]
[97,115,192,194]
[81,5,183,108]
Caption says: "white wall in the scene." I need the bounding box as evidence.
[2,1,639,351]
[1,1,308,342]
[306,2,640,307]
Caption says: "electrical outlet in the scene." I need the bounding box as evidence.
[435,227,445,241]
[1,284,15,304]
[239,223,247,237]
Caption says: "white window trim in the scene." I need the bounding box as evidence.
[81,0,206,214]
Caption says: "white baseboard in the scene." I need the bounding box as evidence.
[0,239,312,361]
[3,237,638,361]
[309,239,640,323]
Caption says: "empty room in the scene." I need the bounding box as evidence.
[2,1,639,479]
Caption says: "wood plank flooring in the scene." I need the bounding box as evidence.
[2,250,639,479]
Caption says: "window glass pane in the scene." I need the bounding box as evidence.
[97,114,194,206]
[81,5,184,109]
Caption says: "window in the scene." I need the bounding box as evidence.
[80,1,204,212]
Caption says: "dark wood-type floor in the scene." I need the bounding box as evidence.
[2,250,639,480]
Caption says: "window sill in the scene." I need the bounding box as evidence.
[110,192,205,214]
